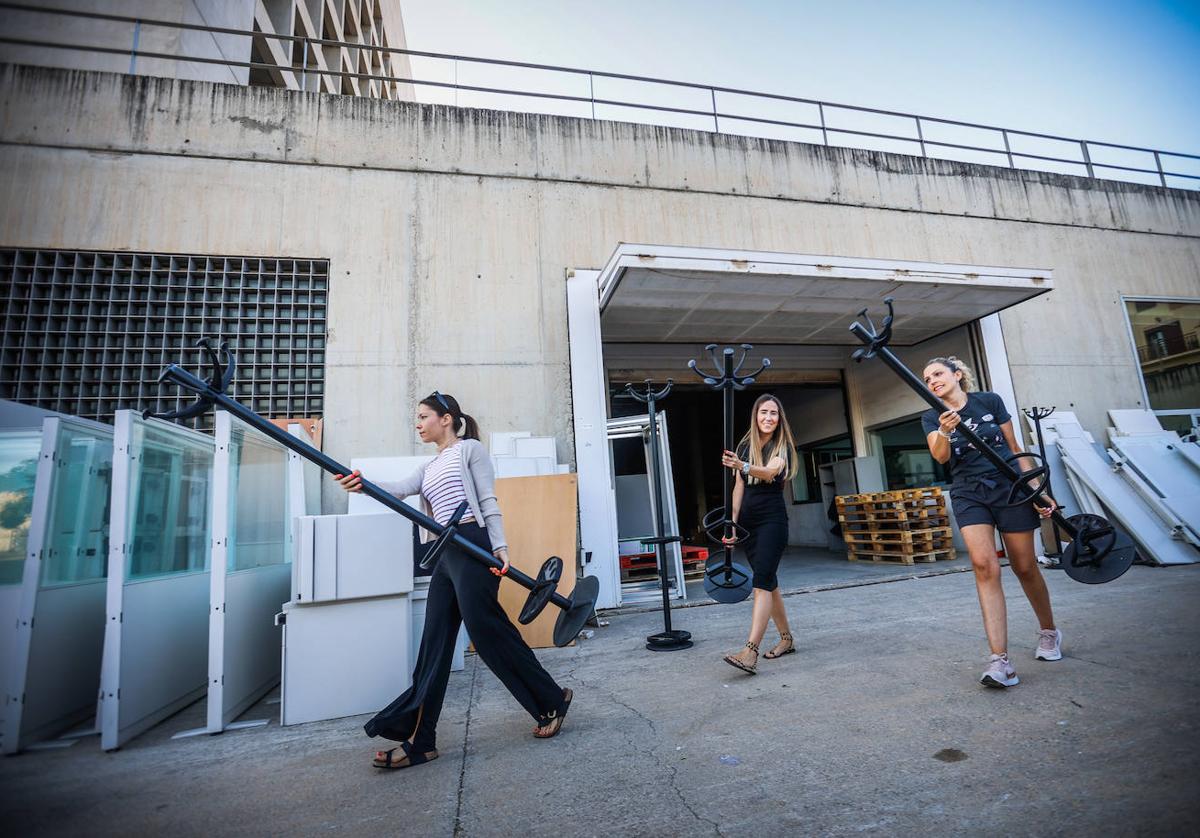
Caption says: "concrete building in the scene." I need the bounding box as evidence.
[0,0,413,98]
[0,54,1197,611]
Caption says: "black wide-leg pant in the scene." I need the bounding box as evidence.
[363,521,566,750]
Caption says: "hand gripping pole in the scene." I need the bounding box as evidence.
[848,301,1134,584]
[150,339,598,645]
[688,344,771,602]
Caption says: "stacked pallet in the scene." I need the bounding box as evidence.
[835,487,956,565]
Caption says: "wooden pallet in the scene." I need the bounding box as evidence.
[838,487,944,504]
[842,526,953,548]
[839,513,950,532]
[847,547,957,565]
[622,565,707,582]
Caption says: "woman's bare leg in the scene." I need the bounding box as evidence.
[963,524,1008,655]
[1002,530,1056,630]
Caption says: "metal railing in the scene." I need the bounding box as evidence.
[1,2,1197,189]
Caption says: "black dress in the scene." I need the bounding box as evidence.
[737,445,789,592]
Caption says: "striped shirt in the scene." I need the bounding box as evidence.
[423,443,476,527]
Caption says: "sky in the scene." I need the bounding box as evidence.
[396,0,1200,179]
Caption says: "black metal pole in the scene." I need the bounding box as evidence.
[157,362,573,605]
[1024,406,1063,555]
[628,381,692,651]
[689,344,766,603]
[848,301,1134,584]
[847,322,1080,540]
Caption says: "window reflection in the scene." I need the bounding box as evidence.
[41,425,112,586]
[227,425,288,572]
[0,431,42,585]
[1126,299,1200,432]
[127,422,212,579]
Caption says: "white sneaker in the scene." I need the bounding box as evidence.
[1035,628,1063,661]
[980,653,1019,688]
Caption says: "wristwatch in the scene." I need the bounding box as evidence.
[741,461,752,476]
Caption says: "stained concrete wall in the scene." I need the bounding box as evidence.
[0,1,254,86]
[0,64,1197,512]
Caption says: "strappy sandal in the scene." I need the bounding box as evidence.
[723,641,759,675]
[764,633,795,660]
[372,740,439,770]
[533,688,573,739]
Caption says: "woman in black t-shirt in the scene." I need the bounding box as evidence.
[921,356,1061,689]
[720,394,800,675]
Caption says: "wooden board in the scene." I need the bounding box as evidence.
[490,474,579,649]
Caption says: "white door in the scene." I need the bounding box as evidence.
[567,269,621,608]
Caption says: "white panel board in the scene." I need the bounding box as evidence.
[217,564,290,727]
[279,597,412,726]
[1107,409,1168,436]
[347,455,431,516]
[112,573,209,747]
[1058,430,1199,565]
[489,431,531,457]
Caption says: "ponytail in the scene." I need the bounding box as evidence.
[420,391,481,440]
[459,412,480,441]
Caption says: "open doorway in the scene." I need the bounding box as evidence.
[608,379,854,597]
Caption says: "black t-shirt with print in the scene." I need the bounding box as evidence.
[921,391,1017,485]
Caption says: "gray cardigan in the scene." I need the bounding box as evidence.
[375,439,507,551]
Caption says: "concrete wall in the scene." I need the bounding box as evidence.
[0,2,254,86]
[1,65,1198,513]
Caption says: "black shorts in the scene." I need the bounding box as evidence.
[949,476,1040,533]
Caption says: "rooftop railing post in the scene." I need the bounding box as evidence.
[300,37,308,91]
[818,102,829,145]
[589,73,595,119]
[710,87,718,133]
[1154,151,1167,187]
[1081,140,1095,178]
[129,19,140,75]
[915,116,927,158]
[1002,129,1015,168]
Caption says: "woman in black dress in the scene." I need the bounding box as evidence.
[721,394,800,675]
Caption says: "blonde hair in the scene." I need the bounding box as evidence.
[737,394,799,484]
[926,356,977,393]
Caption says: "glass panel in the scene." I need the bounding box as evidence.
[41,423,113,587]
[874,419,951,490]
[127,420,213,580]
[0,430,42,585]
[1125,299,1200,413]
[227,422,289,571]
[792,435,854,503]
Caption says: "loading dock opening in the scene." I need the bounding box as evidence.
[569,244,1052,609]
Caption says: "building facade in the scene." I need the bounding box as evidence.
[0,62,1197,609]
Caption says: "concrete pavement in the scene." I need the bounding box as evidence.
[4,564,1198,837]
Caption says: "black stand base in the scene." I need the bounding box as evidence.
[646,630,694,651]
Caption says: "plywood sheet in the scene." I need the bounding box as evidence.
[492,475,578,649]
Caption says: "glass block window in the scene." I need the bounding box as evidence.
[0,249,327,429]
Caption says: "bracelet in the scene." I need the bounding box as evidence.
[937,428,953,439]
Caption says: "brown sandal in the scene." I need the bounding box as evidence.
[723,641,759,675]
[763,633,795,660]
[373,740,438,770]
[533,688,573,739]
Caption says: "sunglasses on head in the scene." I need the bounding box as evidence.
[430,390,452,413]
